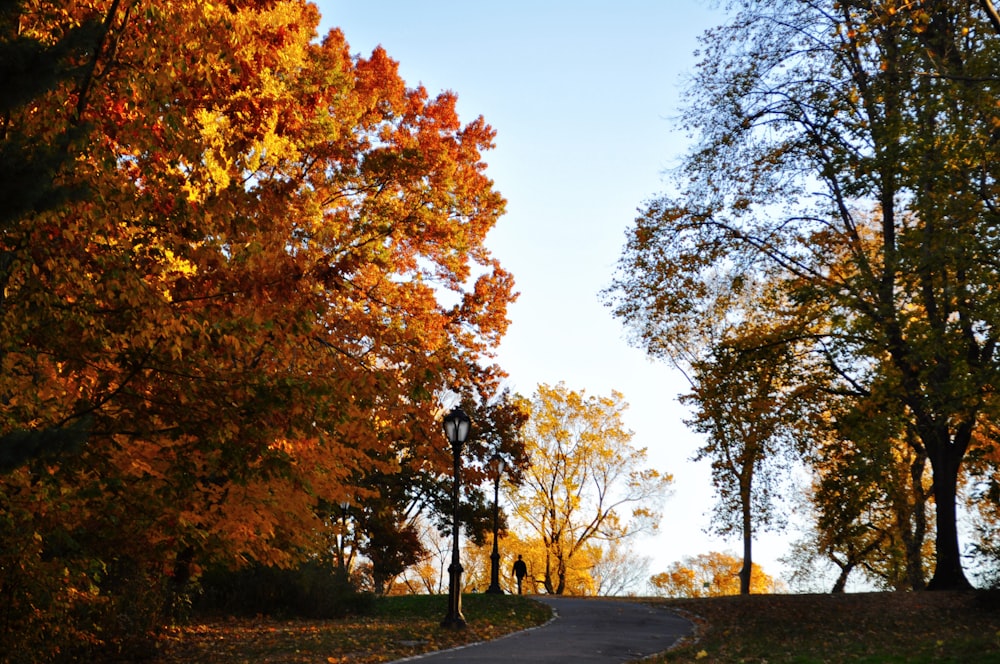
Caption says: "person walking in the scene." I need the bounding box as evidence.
[512,554,528,595]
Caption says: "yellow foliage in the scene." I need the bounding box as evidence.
[650,551,778,598]
[511,383,673,594]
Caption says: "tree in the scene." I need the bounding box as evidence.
[511,383,672,595]
[682,328,805,594]
[605,0,1000,590]
[359,509,424,596]
[776,333,933,592]
[649,551,776,598]
[588,541,652,597]
[0,0,515,653]
[332,387,528,596]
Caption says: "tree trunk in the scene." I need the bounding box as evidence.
[903,450,928,590]
[543,515,558,594]
[555,553,567,595]
[543,552,554,594]
[740,492,753,595]
[165,546,195,618]
[171,546,195,588]
[831,561,853,593]
[926,436,972,590]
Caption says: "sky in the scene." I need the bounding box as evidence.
[314,1,804,589]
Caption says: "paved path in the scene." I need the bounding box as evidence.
[394,596,694,663]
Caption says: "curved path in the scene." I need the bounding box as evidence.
[395,596,694,663]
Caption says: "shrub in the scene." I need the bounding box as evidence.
[195,561,374,619]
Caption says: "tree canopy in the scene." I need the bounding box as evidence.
[682,325,807,594]
[0,0,515,655]
[605,0,1000,590]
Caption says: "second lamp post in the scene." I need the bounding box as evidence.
[485,453,505,594]
[441,406,471,629]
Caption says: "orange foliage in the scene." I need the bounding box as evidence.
[0,0,514,654]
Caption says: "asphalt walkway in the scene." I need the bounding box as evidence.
[393,596,694,663]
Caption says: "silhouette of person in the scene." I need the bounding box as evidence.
[512,554,528,595]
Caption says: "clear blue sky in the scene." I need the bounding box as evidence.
[314,1,798,587]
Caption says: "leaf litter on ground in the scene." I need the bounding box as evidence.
[154,594,551,664]
[644,590,1000,664]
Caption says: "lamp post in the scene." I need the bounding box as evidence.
[485,453,505,594]
[441,406,471,629]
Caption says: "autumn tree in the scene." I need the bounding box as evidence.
[344,388,528,597]
[510,383,672,595]
[649,551,776,598]
[785,421,934,594]
[606,0,1000,590]
[682,327,806,594]
[0,0,97,234]
[0,0,515,654]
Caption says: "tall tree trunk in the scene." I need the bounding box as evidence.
[543,550,554,594]
[553,542,567,595]
[740,490,753,595]
[926,426,972,590]
[886,320,973,590]
[543,513,558,594]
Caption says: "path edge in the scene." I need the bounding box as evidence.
[386,597,560,663]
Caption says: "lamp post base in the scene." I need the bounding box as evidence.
[485,550,504,594]
[442,561,466,629]
[440,615,467,629]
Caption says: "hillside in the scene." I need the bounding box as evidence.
[651,591,1000,663]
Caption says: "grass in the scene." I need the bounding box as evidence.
[645,591,1000,663]
[153,593,552,663]
[154,591,1000,663]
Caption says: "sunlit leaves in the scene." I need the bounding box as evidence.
[649,551,777,598]
[511,383,673,595]
[1,0,514,652]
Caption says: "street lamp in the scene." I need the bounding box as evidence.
[485,453,506,594]
[441,406,471,629]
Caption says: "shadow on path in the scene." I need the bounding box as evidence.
[394,596,693,663]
